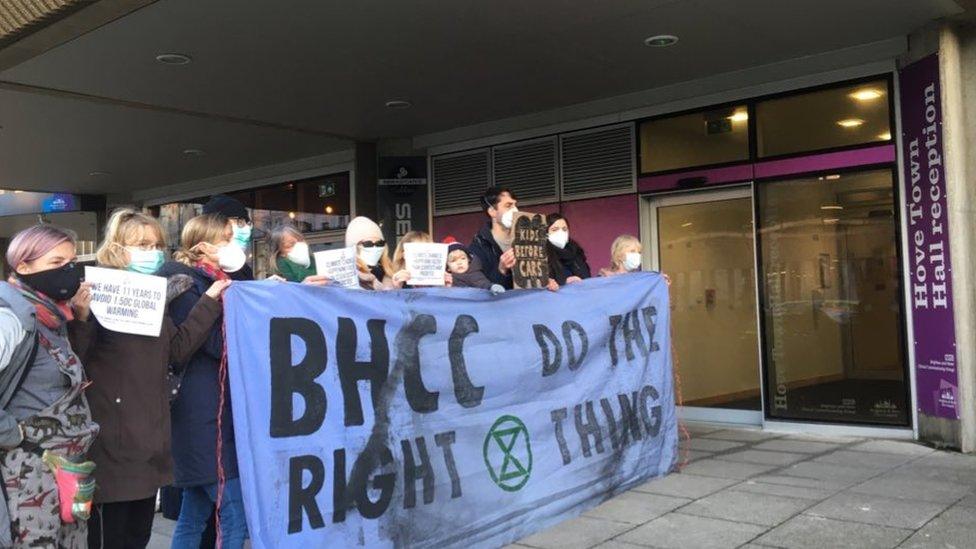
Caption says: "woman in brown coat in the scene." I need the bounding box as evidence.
[74,209,230,549]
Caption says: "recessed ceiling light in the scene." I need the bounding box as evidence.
[727,109,749,123]
[820,205,844,211]
[825,174,841,180]
[823,218,840,224]
[385,99,412,110]
[878,132,892,140]
[182,148,205,156]
[644,34,679,47]
[836,118,864,128]
[88,171,111,177]
[325,205,334,214]
[155,53,192,65]
[681,222,693,227]
[849,89,883,102]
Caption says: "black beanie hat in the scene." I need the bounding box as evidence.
[203,194,249,222]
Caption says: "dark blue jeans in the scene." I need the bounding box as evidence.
[171,479,247,548]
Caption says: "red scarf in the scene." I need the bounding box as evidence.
[8,277,74,330]
[195,261,230,282]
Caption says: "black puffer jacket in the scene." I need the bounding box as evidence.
[547,240,591,286]
[468,222,513,289]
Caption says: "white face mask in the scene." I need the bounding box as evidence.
[217,244,247,273]
[624,252,642,272]
[286,241,310,268]
[548,230,569,249]
[500,207,519,229]
[359,246,385,267]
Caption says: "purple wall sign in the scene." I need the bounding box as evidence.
[900,54,959,419]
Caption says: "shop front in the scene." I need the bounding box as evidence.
[430,72,914,435]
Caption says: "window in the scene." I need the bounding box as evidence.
[639,105,750,173]
[756,79,891,158]
[757,168,907,425]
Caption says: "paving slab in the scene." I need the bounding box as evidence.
[617,512,767,549]
[680,449,714,463]
[584,491,690,525]
[633,473,739,499]
[519,515,633,549]
[680,488,812,527]
[806,492,949,529]
[679,458,778,480]
[749,474,849,492]
[716,449,808,466]
[591,541,646,549]
[683,424,726,436]
[900,505,975,549]
[847,440,934,456]
[895,463,976,488]
[680,438,745,452]
[812,450,916,469]
[703,429,781,443]
[733,480,835,501]
[781,434,863,444]
[911,451,976,470]
[955,493,976,508]
[777,461,883,485]
[754,439,840,454]
[847,474,972,504]
[755,514,911,549]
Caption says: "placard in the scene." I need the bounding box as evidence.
[313,247,359,289]
[85,266,166,336]
[511,212,550,289]
[403,242,448,286]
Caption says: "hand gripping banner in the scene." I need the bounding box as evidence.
[224,273,677,548]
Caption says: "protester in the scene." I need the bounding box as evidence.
[345,216,393,291]
[389,231,452,288]
[545,213,591,286]
[0,224,99,546]
[79,209,228,549]
[202,195,254,282]
[469,186,518,289]
[268,224,316,283]
[599,234,643,276]
[156,215,247,548]
[443,237,499,291]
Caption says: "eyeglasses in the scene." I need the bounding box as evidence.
[358,240,386,248]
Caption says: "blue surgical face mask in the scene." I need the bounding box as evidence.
[126,248,165,275]
[232,224,252,248]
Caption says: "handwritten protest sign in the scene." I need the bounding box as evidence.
[404,242,448,286]
[313,247,359,289]
[224,274,675,548]
[85,266,166,336]
[511,212,550,289]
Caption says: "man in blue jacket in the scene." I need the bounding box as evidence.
[468,186,519,289]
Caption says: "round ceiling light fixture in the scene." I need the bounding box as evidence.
[644,34,679,48]
[155,53,192,65]
[182,148,206,156]
[385,99,412,110]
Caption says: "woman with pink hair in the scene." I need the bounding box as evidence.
[0,224,99,547]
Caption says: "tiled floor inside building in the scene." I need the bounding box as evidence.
[149,424,976,548]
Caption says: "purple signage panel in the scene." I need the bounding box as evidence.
[900,54,959,419]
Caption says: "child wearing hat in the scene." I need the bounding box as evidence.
[444,237,503,292]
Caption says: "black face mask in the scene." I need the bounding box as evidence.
[18,262,83,301]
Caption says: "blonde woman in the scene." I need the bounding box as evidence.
[344,217,393,290]
[387,231,453,289]
[600,235,643,276]
[81,209,228,548]
[155,215,247,548]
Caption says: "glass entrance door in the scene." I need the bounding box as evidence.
[647,187,763,425]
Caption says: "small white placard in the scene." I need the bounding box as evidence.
[404,242,448,286]
[313,246,359,289]
[85,266,167,337]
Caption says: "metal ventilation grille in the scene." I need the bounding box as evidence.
[560,125,635,199]
[432,149,491,215]
[0,0,92,47]
[492,137,558,203]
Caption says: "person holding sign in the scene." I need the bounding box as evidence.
[155,215,248,548]
[469,186,519,289]
[345,217,393,291]
[267,224,317,283]
[75,209,229,549]
[0,224,98,547]
[545,213,591,286]
[389,231,452,288]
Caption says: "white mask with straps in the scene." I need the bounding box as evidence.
[286,241,311,268]
[624,252,642,272]
[359,246,385,267]
[548,230,569,249]
[500,207,519,229]
[217,244,247,273]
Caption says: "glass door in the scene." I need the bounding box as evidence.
[647,186,763,425]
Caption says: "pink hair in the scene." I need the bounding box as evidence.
[6,224,77,270]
